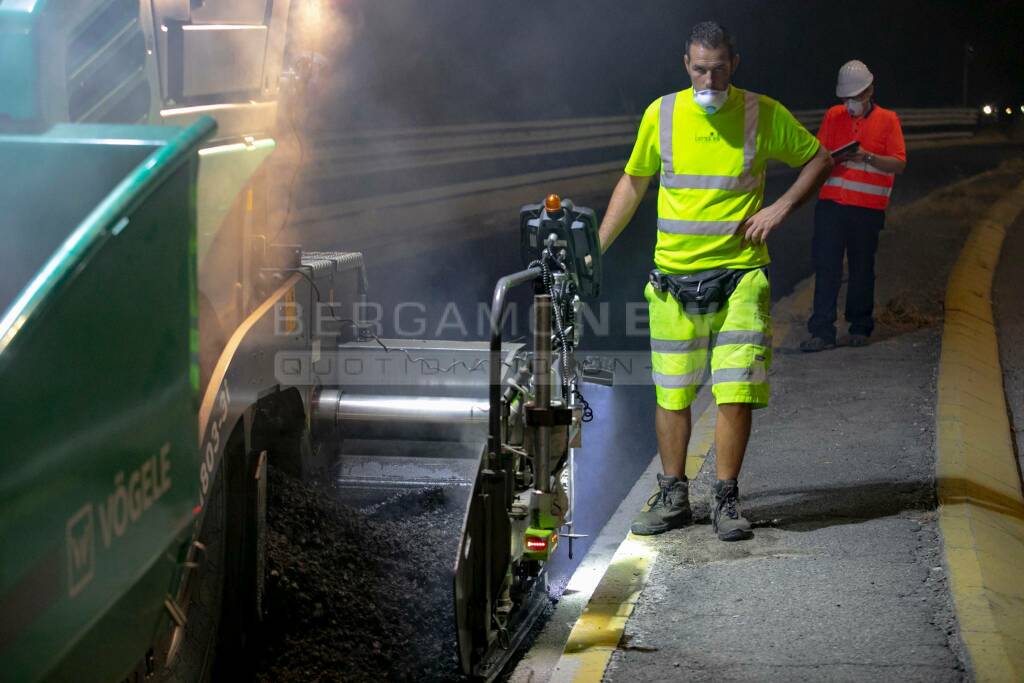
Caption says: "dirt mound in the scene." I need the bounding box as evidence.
[253,467,468,682]
[876,296,941,332]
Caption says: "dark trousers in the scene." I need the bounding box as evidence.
[807,200,885,342]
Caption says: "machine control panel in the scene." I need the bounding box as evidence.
[519,194,602,299]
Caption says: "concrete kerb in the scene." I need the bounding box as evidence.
[936,176,1024,682]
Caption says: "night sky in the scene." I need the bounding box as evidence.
[304,0,1023,127]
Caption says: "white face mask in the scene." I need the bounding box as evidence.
[694,88,729,114]
[845,98,867,117]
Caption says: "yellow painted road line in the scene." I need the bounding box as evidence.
[937,177,1024,683]
[551,403,716,682]
[685,402,716,480]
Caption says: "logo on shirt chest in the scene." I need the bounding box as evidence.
[695,130,721,144]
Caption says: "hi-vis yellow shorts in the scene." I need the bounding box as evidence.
[645,268,772,410]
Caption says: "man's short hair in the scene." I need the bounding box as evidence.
[685,21,736,60]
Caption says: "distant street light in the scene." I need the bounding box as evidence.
[1005,107,1013,115]
[982,105,993,115]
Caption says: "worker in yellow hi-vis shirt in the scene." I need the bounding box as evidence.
[599,21,832,542]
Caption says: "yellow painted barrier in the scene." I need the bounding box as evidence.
[937,178,1024,682]
[552,404,715,682]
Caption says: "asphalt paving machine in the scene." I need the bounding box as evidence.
[0,0,602,679]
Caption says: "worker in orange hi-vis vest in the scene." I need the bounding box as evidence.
[801,60,906,352]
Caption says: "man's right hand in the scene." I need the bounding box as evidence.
[597,173,653,254]
[833,145,860,163]
[843,150,872,164]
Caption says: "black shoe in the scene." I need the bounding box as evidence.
[848,334,869,347]
[799,336,835,353]
[631,474,693,536]
[712,479,753,542]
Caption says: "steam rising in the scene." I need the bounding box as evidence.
[269,0,991,346]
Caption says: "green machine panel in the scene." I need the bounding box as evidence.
[0,118,214,681]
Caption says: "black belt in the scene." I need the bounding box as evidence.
[649,267,765,314]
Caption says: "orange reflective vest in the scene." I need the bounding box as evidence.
[817,104,905,211]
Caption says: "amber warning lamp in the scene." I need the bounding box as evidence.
[544,193,562,213]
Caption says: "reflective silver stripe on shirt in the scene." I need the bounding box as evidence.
[712,366,768,384]
[657,218,741,236]
[660,89,762,191]
[714,330,771,347]
[824,177,893,197]
[842,159,895,177]
[660,172,764,191]
[650,337,710,354]
[742,89,759,171]
[653,369,707,389]
[659,93,677,176]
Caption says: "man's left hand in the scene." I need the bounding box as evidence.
[740,201,792,244]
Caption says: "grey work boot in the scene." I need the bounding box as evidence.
[799,336,835,352]
[712,479,753,541]
[630,474,692,536]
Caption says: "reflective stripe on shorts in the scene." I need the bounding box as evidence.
[713,330,771,347]
[650,337,710,354]
[652,369,707,389]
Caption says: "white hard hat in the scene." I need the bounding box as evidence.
[836,60,873,98]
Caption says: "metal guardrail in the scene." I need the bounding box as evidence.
[305,107,978,157]
[279,107,980,243]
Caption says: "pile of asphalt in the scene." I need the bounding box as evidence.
[253,467,468,682]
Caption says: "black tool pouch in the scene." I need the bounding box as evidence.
[649,267,756,314]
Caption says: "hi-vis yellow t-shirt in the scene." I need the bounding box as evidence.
[625,86,819,273]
